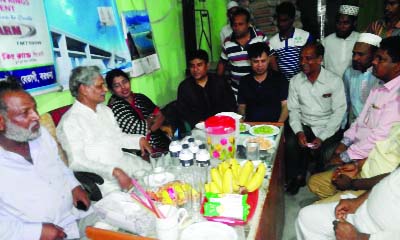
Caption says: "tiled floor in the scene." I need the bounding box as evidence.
[282,186,318,240]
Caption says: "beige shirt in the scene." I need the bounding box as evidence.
[361,123,400,178]
[288,67,347,140]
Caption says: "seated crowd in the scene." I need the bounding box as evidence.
[1,1,400,239]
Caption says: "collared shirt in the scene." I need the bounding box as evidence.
[361,123,400,178]
[342,75,400,161]
[0,128,82,239]
[56,101,151,195]
[220,27,268,92]
[177,74,237,128]
[366,18,400,38]
[270,28,312,81]
[343,66,380,124]
[288,67,346,141]
[322,31,360,78]
[238,70,288,122]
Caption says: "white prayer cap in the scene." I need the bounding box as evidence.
[339,5,359,16]
[227,1,239,10]
[357,33,382,47]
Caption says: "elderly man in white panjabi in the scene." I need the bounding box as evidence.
[57,66,152,196]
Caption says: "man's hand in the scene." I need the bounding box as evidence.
[332,174,353,191]
[334,220,369,240]
[40,223,66,240]
[72,186,90,210]
[335,198,361,220]
[327,154,344,168]
[335,143,348,155]
[310,137,322,149]
[113,168,133,190]
[139,137,153,157]
[296,132,307,147]
[333,163,359,179]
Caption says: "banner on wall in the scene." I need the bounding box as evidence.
[0,0,58,95]
[44,0,133,89]
[122,10,160,77]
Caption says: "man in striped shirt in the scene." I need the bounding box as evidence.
[217,7,269,96]
[270,1,313,82]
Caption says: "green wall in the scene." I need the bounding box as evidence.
[195,0,228,63]
[35,0,188,114]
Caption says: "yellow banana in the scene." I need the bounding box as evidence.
[222,168,233,193]
[231,163,240,181]
[245,163,267,192]
[204,183,210,193]
[211,167,223,190]
[238,160,254,186]
[230,158,239,166]
[210,181,221,193]
[219,161,230,176]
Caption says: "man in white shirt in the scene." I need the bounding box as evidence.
[220,1,239,47]
[296,167,400,240]
[57,66,152,196]
[323,5,360,78]
[285,42,346,195]
[0,80,91,239]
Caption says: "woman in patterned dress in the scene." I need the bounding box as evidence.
[105,69,170,151]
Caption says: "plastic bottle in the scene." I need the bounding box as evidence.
[169,138,182,166]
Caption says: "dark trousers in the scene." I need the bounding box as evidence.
[284,124,343,182]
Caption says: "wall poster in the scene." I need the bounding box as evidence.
[0,0,58,95]
[44,0,133,89]
[122,10,160,77]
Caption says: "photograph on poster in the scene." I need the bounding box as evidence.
[122,10,160,77]
[44,0,132,89]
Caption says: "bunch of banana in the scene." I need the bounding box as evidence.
[204,159,266,194]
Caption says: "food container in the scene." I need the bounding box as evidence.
[205,116,236,160]
[216,112,243,138]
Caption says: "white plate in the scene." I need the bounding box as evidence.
[249,124,280,137]
[239,122,251,133]
[195,122,205,130]
[242,137,275,150]
[180,222,238,240]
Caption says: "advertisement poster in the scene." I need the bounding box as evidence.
[44,0,133,89]
[0,0,57,94]
[122,10,160,77]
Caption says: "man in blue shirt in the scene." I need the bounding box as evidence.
[342,33,382,127]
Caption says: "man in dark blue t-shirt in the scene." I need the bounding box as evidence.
[237,42,288,122]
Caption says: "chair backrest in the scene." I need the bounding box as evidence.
[39,112,69,166]
[49,104,72,126]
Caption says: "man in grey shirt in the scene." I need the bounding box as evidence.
[285,42,346,195]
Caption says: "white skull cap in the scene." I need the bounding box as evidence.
[227,1,239,10]
[357,33,382,47]
[339,5,359,16]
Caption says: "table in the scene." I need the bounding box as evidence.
[87,122,285,240]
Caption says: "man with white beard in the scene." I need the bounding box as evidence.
[0,79,91,240]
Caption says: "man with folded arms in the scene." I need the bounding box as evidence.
[57,66,152,196]
[308,36,400,200]
[0,79,91,239]
[285,42,346,195]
